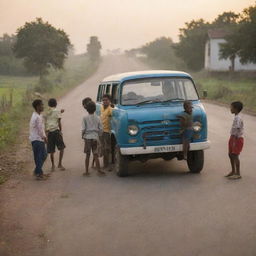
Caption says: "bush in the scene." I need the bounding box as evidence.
[212,85,232,100]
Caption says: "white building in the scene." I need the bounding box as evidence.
[204,29,256,71]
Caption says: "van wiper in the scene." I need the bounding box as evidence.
[161,98,185,103]
[136,99,162,105]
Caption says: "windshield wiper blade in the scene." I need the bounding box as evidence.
[136,99,161,105]
[161,98,185,103]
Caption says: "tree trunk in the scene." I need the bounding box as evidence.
[230,56,235,72]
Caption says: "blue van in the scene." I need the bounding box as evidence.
[96,71,210,176]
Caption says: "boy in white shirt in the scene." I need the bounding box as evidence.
[29,99,48,180]
[225,101,244,179]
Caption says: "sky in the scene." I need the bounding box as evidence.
[0,0,254,54]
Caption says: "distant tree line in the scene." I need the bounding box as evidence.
[0,18,102,82]
[0,34,28,75]
[128,3,256,72]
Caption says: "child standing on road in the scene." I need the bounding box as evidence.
[29,99,48,180]
[82,97,92,110]
[178,101,193,160]
[100,94,113,171]
[225,101,244,179]
[82,97,98,168]
[45,98,66,171]
[82,101,105,176]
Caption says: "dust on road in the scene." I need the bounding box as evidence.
[1,55,256,256]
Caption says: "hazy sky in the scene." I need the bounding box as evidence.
[0,0,254,53]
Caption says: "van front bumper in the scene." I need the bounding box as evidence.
[120,141,210,155]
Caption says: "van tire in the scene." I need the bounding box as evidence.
[187,150,204,173]
[114,145,129,177]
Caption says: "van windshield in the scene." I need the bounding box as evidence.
[121,78,199,106]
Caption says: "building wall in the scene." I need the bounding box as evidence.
[205,38,256,71]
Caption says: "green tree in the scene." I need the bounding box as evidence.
[219,29,240,71]
[236,4,256,63]
[86,36,101,61]
[174,19,210,71]
[140,37,183,69]
[215,12,240,71]
[0,34,16,56]
[13,18,71,81]
[219,5,256,68]
[0,33,28,75]
[213,11,240,26]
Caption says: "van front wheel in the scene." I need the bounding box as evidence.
[187,150,204,173]
[114,145,129,177]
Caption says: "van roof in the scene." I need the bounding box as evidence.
[101,70,192,83]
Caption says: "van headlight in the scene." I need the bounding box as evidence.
[128,125,139,136]
[193,121,202,132]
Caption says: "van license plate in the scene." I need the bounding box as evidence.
[154,146,177,153]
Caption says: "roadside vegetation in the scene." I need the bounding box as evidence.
[126,3,256,112]
[0,18,102,183]
[0,54,98,150]
[193,72,256,112]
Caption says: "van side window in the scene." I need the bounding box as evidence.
[106,84,112,95]
[97,84,107,102]
[97,84,102,102]
[112,83,119,104]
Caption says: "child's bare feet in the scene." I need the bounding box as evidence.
[97,170,106,176]
[228,174,242,179]
[83,172,90,176]
[35,174,50,180]
[58,165,66,171]
[225,172,234,177]
[51,166,56,172]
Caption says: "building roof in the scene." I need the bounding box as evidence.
[101,70,191,83]
[208,29,228,39]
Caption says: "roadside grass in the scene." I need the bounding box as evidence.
[193,71,256,112]
[0,75,37,88]
[0,54,99,152]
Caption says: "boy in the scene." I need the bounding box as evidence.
[82,97,92,110]
[82,101,105,176]
[82,97,98,168]
[29,99,48,180]
[45,98,66,171]
[225,101,244,179]
[178,101,193,160]
[100,94,113,171]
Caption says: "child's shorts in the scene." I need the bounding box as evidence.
[47,130,66,153]
[182,129,193,141]
[229,135,244,155]
[84,139,100,155]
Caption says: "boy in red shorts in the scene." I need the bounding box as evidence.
[225,101,244,179]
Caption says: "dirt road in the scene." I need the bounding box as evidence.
[1,55,256,256]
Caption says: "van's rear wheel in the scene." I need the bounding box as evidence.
[187,150,204,173]
[114,145,129,177]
